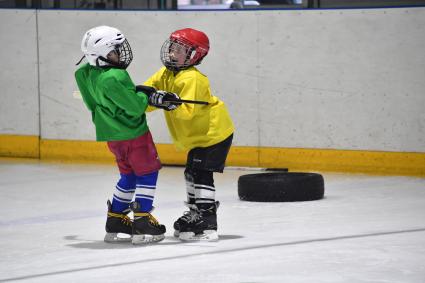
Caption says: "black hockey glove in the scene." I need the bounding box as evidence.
[148,91,181,111]
[135,85,180,111]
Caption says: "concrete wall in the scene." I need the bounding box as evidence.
[1,8,425,152]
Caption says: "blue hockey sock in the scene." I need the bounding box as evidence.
[111,173,136,213]
[135,171,159,212]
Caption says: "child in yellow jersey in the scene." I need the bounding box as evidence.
[143,28,234,241]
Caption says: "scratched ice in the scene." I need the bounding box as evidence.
[0,158,424,283]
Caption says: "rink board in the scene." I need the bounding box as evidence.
[1,8,425,175]
[1,135,424,176]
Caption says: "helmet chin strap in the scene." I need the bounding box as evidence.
[96,56,127,69]
[75,55,85,66]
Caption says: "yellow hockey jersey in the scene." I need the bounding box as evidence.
[144,66,234,151]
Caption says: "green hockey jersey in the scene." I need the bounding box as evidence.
[75,63,149,141]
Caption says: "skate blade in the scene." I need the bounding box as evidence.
[174,230,180,238]
[132,234,165,245]
[179,230,218,242]
[104,232,132,243]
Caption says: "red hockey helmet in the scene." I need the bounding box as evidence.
[160,28,210,71]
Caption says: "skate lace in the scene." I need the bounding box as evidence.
[147,214,160,226]
[181,210,198,222]
[187,211,202,223]
[134,212,161,227]
[108,212,132,227]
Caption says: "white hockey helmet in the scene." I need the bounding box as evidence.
[79,25,133,69]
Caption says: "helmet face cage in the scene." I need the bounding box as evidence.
[160,39,201,71]
[97,39,133,69]
[114,39,133,69]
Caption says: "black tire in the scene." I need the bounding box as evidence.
[238,172,324,202]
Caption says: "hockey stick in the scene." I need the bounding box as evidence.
[164,98,209,105]
[73,89,208,105]
[135,86,208,105]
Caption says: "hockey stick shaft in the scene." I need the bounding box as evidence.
[164,98,209,105]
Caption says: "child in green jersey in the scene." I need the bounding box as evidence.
[75,25,179,244]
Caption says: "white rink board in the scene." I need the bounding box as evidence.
[257,9,425,151]
[0,10,39,136]
[2,8,425,152]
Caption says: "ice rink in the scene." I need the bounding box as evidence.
[0,158,424,283]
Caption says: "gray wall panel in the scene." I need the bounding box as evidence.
[258,8,425,151]
[0,10,39,135]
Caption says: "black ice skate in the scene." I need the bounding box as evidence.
[173,202,198,238]
[131,202,166,245]
[179,202,220,242]
[104,200,133,243]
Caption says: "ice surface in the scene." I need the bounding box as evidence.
[0,158,424,282]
